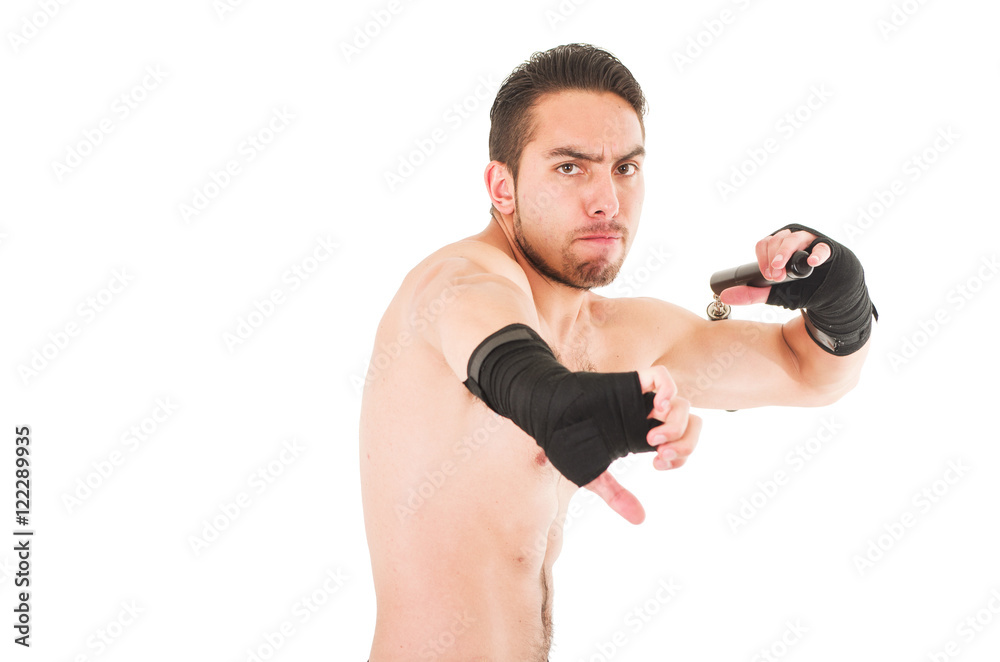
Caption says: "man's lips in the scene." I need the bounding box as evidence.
[578,234,621,243]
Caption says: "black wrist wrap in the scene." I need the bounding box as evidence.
[462,323,658,486]
[766,223,879,356]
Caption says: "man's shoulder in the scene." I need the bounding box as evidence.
[404,236,527,289]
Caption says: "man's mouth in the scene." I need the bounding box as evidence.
[578,234,621,244]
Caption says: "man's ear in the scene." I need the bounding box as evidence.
[484,161,515,215]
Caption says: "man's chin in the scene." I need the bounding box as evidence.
[569,249,624,288]
[570,263,621,289]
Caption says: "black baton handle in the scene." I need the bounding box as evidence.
[709,250,813,296]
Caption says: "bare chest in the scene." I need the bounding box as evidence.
[546,325,600,373]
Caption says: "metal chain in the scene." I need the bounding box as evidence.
[706,294,731,321]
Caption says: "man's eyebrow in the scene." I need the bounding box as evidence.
[543,145,645,163]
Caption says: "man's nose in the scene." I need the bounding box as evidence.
[587,171,619,218]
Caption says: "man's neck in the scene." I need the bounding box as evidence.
[483,212,592,347]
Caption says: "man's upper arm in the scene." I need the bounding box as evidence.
[409,242,540,382]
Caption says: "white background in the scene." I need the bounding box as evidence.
[2,0,999,660]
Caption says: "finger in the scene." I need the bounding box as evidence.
[655,412,701,468]
[719,284,770,306]
[584,471,645,525]
[653,446,676,471]
[757,230,792,280]
[769,232,814,281]
[807,241,832,267]
[636,364,677,413]
[755,235,775,280]
[756,229,816,281]
[757,230,792,281]
[653,414,703,470]
[768,236,795,281]
[647,396,691,446]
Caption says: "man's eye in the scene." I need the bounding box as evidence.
[559,164,580,174]
[618,163,637,175]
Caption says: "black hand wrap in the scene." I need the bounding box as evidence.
[462,323,659,486]
[766,223,878,355]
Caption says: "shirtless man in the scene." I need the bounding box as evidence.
[360,44,876,661]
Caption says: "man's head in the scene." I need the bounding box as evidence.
[486,44,648,290]
[489,44,647,188]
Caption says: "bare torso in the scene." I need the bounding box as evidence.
[360,227,664,660]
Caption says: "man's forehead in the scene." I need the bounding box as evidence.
[525,89,644,159]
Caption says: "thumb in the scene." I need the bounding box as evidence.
[584,470,645,525]
[720,284,771,306]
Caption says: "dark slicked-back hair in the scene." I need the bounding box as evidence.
[488,43,647,192]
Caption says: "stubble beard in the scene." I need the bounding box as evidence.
[512,205,627,291]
